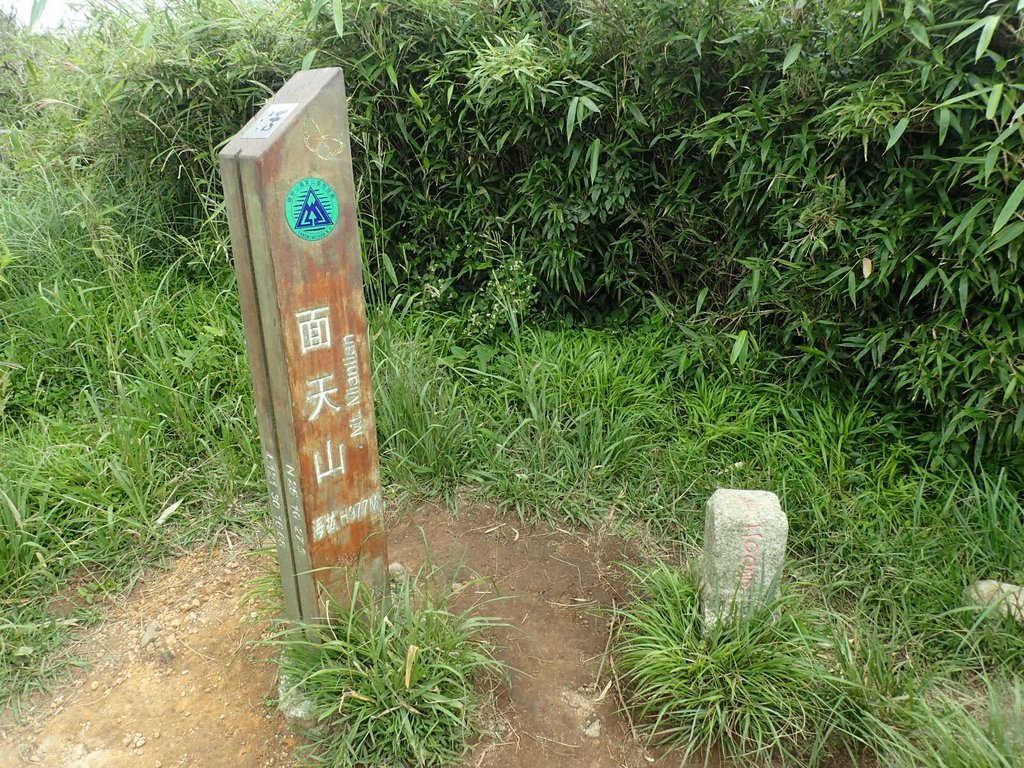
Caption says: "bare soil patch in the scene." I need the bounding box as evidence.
[0,502,675,768]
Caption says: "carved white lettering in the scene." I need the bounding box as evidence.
[296,307,332,354]
[313,439,346,485]
[311,492,384,542]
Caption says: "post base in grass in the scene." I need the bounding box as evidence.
[701,488,787,629]
[278,665,317,731]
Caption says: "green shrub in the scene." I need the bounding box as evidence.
[45,0,1021,461]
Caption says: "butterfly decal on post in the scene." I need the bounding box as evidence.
[304,116,347,160]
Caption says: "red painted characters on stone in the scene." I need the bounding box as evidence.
[739,523,763,590]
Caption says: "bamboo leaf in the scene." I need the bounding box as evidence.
[566,96,579,142]
[331,0,345,38]
[984,221,1024,254]
[729,330,749,366]
[908,20,930,48]
[937,107,951,144]
[301,49,317,71]
[575,79,611,97]
[29,0,47,28]
[782,42,802,74]
[886,117,910,152]
[694,287,709,316]
[408,84,423,109]
[953,199,987,243]
[948,18,987,50]
[985,83,1003,121]
[909,267,937,300]
[975,15,999,61]
[588,138,601,184]
[992,179,1024,235]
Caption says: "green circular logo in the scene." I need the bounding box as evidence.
[285,177,339,241]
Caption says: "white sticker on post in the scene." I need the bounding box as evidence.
[241,103,299,140]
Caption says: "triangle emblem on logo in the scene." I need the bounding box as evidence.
[294,189,334,231]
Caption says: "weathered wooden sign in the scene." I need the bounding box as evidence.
[220,68,387,622]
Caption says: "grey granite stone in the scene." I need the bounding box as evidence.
[968,580,1024,624]
[701,489,787,628]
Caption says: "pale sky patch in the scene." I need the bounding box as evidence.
[5,0,88,30]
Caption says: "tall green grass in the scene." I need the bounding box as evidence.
[613,562,1024,768]
[0,171,262,702]
[369,309,1024,673]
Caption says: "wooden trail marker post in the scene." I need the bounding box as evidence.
[220,68,387,622]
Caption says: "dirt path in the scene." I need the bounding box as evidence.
[0,503,674,768]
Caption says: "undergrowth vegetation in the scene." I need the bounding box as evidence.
[1,0,1023,764]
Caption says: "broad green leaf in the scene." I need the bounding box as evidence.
[984,221,1024,254]
[953,199,987,243]
[588,139,601,184]
[301,49,317,71]
[729,330,749,366]
[626,102,648,127]
[566,96,579,142]
[575,79,611,97]
[782,42,802,74]
[694,287,709,316]
[908,20,930,48]
[909,267,937,300]
[136,23,155,47]
[992,179,1024,235]
[983,145,999,183]
[975,15,999,61]
[331,0,345,38]
[29,0,47,28]
[408,84,423,109]
[986,83,1003,121]
[885,117,910,152]
[937,107,951,144]
[948,18,987,50]
[568,144,582,174]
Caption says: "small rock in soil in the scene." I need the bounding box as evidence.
[388,561,408,580]
[140,621,161,648]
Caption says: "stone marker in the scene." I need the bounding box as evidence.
[968,580,1024,624]
[702,489,787,627]
[220,68,387,622]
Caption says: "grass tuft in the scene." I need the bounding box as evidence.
[612,561,940,766]
[277,567,505,767]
